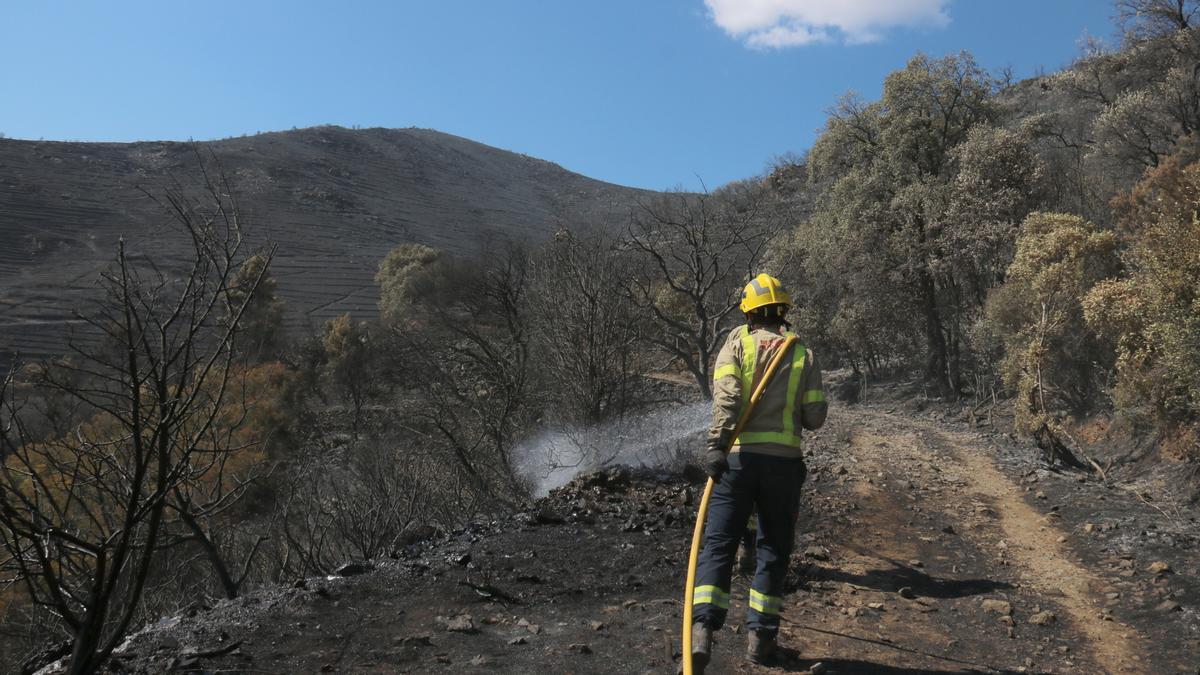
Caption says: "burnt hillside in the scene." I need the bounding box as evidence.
[0,126,657,368]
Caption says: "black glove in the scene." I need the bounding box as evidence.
[702,442,728,481]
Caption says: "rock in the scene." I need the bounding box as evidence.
[908,559,923,568]
[400,635,433,647]
[810,662,829,675]
[835,465,848,475]
[437,614,477,633]
[1083,523,1095,533]
[941,524,956,535]
[999,615,1015,626]
[568,643,593,654]
[508,636,527,646]
[535,507,566,524]
[334,561,373,577]
[1146,561,1172,575]
[516,618,541,635]
[847,606,865,617]
[867,602,885,610]
[589,621,606,631]
[897,587,916,599]
[979,598,1008,614]
[1029,611,1057,626]
[1157,600,1183,613]
[804,545,830,561]
[469,655,493,666]
[1035,491,1047,500]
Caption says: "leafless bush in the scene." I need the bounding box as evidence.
[0,153,275,674]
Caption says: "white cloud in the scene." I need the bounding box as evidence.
[704,0,951,48]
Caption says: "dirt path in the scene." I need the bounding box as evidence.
[733,406,1191,674]
[937,420,1145,672]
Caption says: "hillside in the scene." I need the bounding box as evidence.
[40,395,1197,674]
[0,126,657,368]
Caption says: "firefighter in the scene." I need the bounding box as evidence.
[691,273,827,669]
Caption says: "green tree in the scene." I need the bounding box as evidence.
[980,213,1120,432]
[321,313,375,437]
[375,243,442,328]
[805,52,1041,395]
[1084,155,1200,425]
[226,253,284,362]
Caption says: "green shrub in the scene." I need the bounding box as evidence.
[981,212,1120,431]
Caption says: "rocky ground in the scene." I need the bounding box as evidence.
[42,400,1199,674]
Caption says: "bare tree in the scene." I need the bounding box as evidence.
[0,156,274,674]
[527,226,646,425]
[626,188,771,399]
[1116,0,1200,41]
[388,240,536,508]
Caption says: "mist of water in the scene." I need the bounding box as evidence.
[513,401,711,497]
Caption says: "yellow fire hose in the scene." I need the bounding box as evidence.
[681,335,797,674]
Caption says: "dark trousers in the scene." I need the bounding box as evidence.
[692,452,805,634]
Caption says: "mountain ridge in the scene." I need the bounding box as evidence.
[0,126,661,368]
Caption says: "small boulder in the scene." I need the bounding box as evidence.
[1029,611,1057,626]
[979,598,1008,614]
[535,507,566,525]
[567,643,592,655]
[897,587,916,599]
[1146,561,1172,575]
[1157,600,1183,613]
[437,614,477,633]
[334,561,373,577]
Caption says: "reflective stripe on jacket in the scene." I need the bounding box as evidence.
[708,324,827,459]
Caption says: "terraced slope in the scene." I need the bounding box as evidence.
[0,127,657,369]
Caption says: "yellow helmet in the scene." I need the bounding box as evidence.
[739,273,791,313]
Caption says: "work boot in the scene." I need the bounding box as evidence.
[746,629,778,665]
[691,621,713,674]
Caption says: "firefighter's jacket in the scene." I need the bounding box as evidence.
[708,324,827,459]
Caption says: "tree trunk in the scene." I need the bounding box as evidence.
[920,271,952,396]
[179,507,240,599]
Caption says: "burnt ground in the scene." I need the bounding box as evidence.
[45,402,1200,674]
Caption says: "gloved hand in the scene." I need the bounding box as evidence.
[702,442,728,481]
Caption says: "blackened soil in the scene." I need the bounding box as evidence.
[83,404,1198,674]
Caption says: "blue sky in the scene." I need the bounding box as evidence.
[2,1,1116,191]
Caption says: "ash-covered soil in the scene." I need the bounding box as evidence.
[52,403,1199,674]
